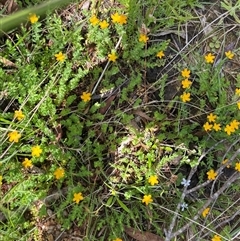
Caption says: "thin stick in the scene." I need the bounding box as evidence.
[91,36,122,95]
[165,139,225,241]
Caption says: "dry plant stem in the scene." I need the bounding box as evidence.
[165,139,225,241]
[196,194,240,240]
[211,141,240,196]
[91,36,122,95]
[200,208,240,240]
[169,171,240,240]
[165,142,239,240]
[158,10,229,85]
[186,141,240,195]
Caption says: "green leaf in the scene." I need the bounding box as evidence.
[106,196,116,207]
[116,198,131,213]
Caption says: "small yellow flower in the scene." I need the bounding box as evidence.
[222,159,230,168]
[212,234,221,241]
[203,122,212,131]
[225,51,234,59]
[22,158,33,168]
[111,13,127,24]
[213,123,221,131]
[113,238,122,241]
[235,162,240,172]
[207,169,217,181]
[31,145,42,157]
[108,52,118,62]
[142,194,153,205]
[81,92,91,102]
[118,14,127,25]
[8,130,21,143]
[139,34,149,43]
[202,207,210,218]
[148,175,159,186]
[205,53,215,63]
[235,88,240,95]
[90,15,99,26]
[55,52,66,62]
[207,113,217,123]
[180,92,191,102]
[99,20,109,29]
[111,12,121,23]
[29,13,39,24]
[0,175,2,185]
[73,192,84,204]
[181,79,192,89]
[237,102,240,110]
[156,51,165,59]
[181,68,191,78]
[230,119,239,131]
[54,168,65,179]
[224,124,234,135]
[14,110,25,121]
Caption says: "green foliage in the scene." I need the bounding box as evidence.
[0,0,239,240]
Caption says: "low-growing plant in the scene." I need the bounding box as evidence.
[0,0,240,241]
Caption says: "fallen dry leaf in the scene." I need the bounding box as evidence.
[133,109,153,121]
[0,56,17,67]
[124,227,164,241]
[99,94,116,114]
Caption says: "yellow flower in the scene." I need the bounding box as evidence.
[111,13,127,24]
[22,158,33,168]
[80,92,91,102]
[54,168,65,179]
[113,238,122,241]
[148,175,158,186]
[0,175,2,185]
[237,102,240,110]
[14,110,25,121]
[213,123,221,131]
[222,159,230,168]
[230,119,239,131]
[205,53,215,63]
[207,113,217,123]
[139,34,149,43]
[29,13,39,24]
[142,194,153,205]
[111,12,121,23]
[99,20,109,29]
[236,88,240,95]
[118,14,127,25]
[108,52,118,62]
[203,122,212,131]
[202,207,210,218]
[207,169,217,181]
[235,162,240,172]
[181,68,191,78]
[224,124,234,135]
[225,51,234,59]
[55,52,66,62]
[212,235,221,241]
[8,130,21,143]
[31,145,42,157]
[73,192,84,204]
[156,51,165,59]
[181,79,192,89]
[180,92,191,102]
[90,15,99,26]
